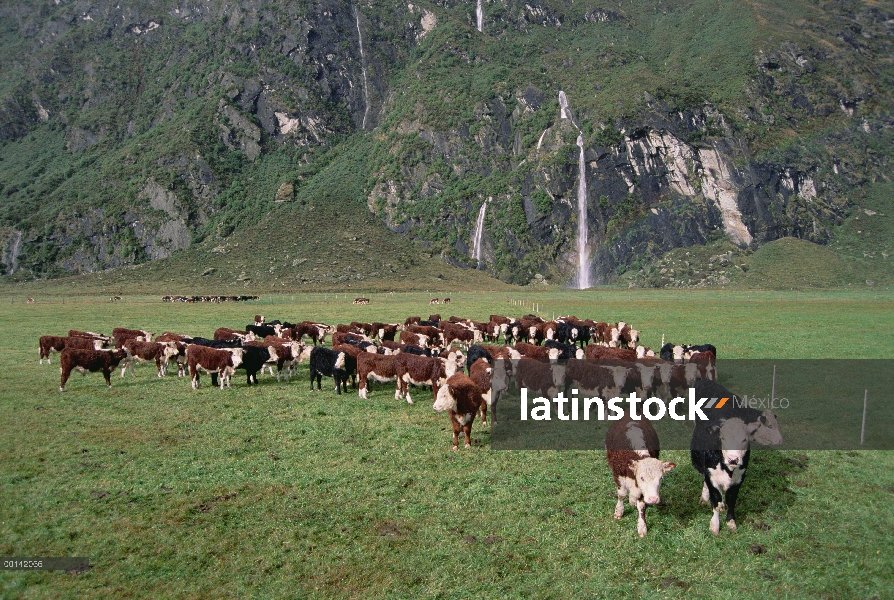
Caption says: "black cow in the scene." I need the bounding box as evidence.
[236,344,273,386]
[690,380,783,535]
[556,322,590,348]
[400,344,437,357]
[246,324,280,338]
[543,339,581,359]
[190,337,243,348]
[465,345,493,372]
[309,346,352,394]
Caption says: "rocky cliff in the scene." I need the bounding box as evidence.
[0,0,891,286]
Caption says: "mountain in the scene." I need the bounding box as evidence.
[1,0,892,288]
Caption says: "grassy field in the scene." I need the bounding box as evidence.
[1,289,892,598]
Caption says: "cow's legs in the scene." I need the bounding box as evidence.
[706,480,724,536]
[636,498,648,538]
[60,367,71,391]
[700,482,710,505]
[725,482,742,532]
[462,423,472,449]
[103,368,112,388]
[614,482,627,519]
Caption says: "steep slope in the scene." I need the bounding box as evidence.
[0,0,892,288]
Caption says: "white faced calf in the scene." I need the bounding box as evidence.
[606,416,676,537]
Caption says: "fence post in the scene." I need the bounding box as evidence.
[770,365,776,407]
[860,389,868,445]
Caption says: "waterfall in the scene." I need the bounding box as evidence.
[559,90,570,120]
[575,134,590,289]
[476,0,483,32]
[536,129,548,150]
[354,5,370,130]
[557,91,589,288]
[470,199,487,268]
[6,230,22,275]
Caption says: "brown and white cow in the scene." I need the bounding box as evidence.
[39,335,68,364]
[394,353,454,404]
[356,352,398,399]
[514,342,560,361]
[121,340,180,377]
[514,358,566,398]
[606,414,676,537]
[432,373,485,450]
[59,347,130,391]
[468,358,494,426]
[214,327,256,342]
[68,330,113,344]
[187,345,244,389]
[399,330,431,348]
[112,327,153,348]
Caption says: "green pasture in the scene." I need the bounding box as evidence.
[1,290,892,598]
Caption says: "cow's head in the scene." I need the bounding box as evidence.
[228,348,244,369]
[750,410,783,446]
[672,345,685,363]
[432,384,456,413]
[334,351,346,370]
[633,458,676,505]
[714,418,751,467]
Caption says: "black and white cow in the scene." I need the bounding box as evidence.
[690,380,783,535]
[309,346,351,394]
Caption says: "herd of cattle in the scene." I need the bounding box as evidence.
[38,310,781,537]
[161,295,261,303]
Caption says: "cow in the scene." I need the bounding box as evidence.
[468,358,494,426]
[59,348,130,391]
[353,297,370,305]
[162,340,190,377]
[39,335,68,364]
[112,327,152,347]
[246,323,282,339]
[429,298,440,305]
[466,345,494,372]
[504,320,527,345]
[233,344,273,386]
[68,330,112,344]
[606,414,676,537]
[513,358,565,399]
[585,345,636,361]
[372,323,401,342]
[189,336,242,349]
[565,359,630,399]
[432,373,484,450]
[442,298,450,304]
[442,325,477,349]
[543,340,584,360]
[617,326,640,349]
[408,324,442,344]
[64,336,106,351]
[121,340,179,377]
[263,341,307,382]
[290,322,324,346]
[214,327,255,342]
[309,347,351,394]
[357,353,399,400]
[404,316,421,326]
[400,330,432,348]
[690,380,783,535]
[394,353,454,404]
[187,345,244,389]
[155,332,193,343]
[514,342,560,361]
[254,315,265,325]
[688,351,717,381]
